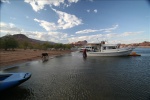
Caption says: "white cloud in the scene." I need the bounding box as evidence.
[87,9,90,13]
[24,0,79,12]
[87,9,98,13]
[34,8,82,31]
[0,22,69,43]
[0,22,146,44]
[34,18,57,31]
[68,34,103,43]
[94,9,97,13]
[105,33,118,38]
[108,37,148,44]
[69,31,145,43]
[0,22,22,36]
[24,31,69,43]
[52,8,82,29]
[1,0,10,3]
[24,0,65,12]
[120,31,144,37]
[47,31,68,42]
[76,24,118,34]
[103,24,118,32]
[26,16,29,19]
[76,29,99,34]
[68,0,79,3]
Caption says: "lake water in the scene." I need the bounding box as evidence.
[0,48,150,100]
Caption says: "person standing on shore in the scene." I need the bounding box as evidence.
[83,49,87,58]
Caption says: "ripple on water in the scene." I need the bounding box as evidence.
[1,48,150,100]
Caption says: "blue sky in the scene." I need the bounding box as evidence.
[1,0,150,44]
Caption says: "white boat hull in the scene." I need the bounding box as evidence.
[87,49,133,56]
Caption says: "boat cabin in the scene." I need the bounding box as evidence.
[100,44,120,51]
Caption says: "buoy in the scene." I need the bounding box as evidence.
[129,52,141,56]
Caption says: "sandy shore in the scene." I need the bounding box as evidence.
[0,49,72,67]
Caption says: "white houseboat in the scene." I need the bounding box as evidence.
[86,41,134,56]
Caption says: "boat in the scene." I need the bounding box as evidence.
[78,45,94,52]
[0,72,31,91]
[86,41,134,56]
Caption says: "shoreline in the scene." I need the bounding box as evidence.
[136,46,150,48]
[0,49,72,69]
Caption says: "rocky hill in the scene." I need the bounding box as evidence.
[7,34,55,44]
[121,41,150,47]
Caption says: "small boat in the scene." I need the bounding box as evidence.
[86,41,134,57]
[0,72,31,91]
[78,45,94,52]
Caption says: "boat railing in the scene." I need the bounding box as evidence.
[118,47,134,51]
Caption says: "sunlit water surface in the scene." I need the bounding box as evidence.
[0,48,150,100]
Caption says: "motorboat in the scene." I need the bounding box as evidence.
[78,45,94,52]
[0,72,31,91]
[86,41,134,56]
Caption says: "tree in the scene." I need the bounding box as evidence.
[64,44,71,49]
[2,35,18,50]
[0,38,3,49]
[22,41,29,50]
[42,42,50,50]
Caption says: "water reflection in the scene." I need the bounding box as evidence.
[0,48,150,100]
[2,66,19,71]
[0,86,33,100]
[42,58,49,63]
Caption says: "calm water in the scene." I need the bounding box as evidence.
[0,48,150,100]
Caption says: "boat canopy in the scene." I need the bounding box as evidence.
[102,44,119,47]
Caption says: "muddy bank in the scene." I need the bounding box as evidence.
[0,49,72,67]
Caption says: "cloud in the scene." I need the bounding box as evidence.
[34,8,82,31]
[0,22,22,36]
[24,31,69,43]
[34,18,57,31]
[76,29,99,34]
[87,9,90,13]
[103,24,118,32]
[76,24,118,34]
[24,0,79,12]
[1,0,10,3]
[120,31,144,37]
[24,0,65,12]
[0,22,145,44]
[68,0,79,3]
[87,9,98,13]
[94,9,97,13]
[68,34,103,43]
[0,22,69,43]
[108,37,148,44]
[70,31,144,43]
[52,8,82,29]
[26,16,29,19]
[47,31,68,42]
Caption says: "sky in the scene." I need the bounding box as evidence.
[0,0,150,44]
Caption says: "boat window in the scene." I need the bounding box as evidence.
[108,46,116,49]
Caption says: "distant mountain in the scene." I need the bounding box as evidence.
[13,34,28,39]
[121,41,150,47]
[2,34,55,44]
